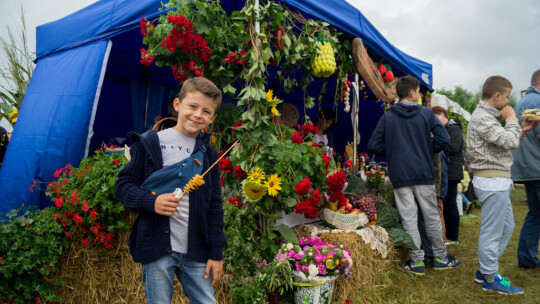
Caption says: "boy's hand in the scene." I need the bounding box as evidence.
[500,105,516,120]
[154,193,179,216]
[521,117,540,136]
[205,259,223,287]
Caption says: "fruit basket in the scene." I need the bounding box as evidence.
[319,192,378,230]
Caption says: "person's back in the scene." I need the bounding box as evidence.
[368,75,458,276]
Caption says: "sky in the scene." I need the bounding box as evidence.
[1,0,539,102]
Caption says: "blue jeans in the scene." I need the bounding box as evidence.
[518,181,540,268]
[142,252,215,304]
[474,187,514,282]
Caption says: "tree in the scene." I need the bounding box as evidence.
[436,85,480,114]
[0,6,35,129]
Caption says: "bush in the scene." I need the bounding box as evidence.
[0,206,69,303]
[43,150,129,249]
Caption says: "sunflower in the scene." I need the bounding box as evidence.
[265,89,279,103]
[247,167,265,184]
[242,180,267,203]
[265,174,282,197]
[8,107,18,124]
[271,105,280,116]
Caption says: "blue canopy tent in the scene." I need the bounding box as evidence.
[0,0,432,214]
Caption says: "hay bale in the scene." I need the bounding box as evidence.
[294,223,398,303]
[52,213,233,303]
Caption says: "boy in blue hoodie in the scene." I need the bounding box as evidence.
[368,75,460,275]
[115,77,226,304]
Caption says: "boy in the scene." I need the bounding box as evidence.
[432,106,464,244]
[115,77,226,304]
[275,102,300,128]
[368,75,460,275]
[467,75,537,294]
[512,69,540,269]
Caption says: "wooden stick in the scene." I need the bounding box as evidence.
[201,140,240,177]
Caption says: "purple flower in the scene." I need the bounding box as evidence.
[301,264,310,273]
[295,262,301,272]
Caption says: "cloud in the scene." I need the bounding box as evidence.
[347,0,540,94]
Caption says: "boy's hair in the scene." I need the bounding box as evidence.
[482,75,512,100]
[177,77,222,111]
[316,107,336,126]
[431,106,448,118]
[396,75,420,99]
[277,103,300,127]
[531,69,540,86]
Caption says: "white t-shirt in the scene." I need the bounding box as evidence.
[315,134,328,146]
[157,128,196,254]
[472,176,513,192]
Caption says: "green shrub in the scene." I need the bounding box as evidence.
[43,150,129,249]
[0,206,69,303]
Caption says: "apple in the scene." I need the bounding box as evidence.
[345,203,353,211]
[350,208,360,213]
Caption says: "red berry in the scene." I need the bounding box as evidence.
[377,64,387,75]
[384,70,394,83]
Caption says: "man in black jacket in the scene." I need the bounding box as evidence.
[432,106,464,244]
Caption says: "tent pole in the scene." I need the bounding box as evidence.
[254,0,260,34]
[353,73,359,173]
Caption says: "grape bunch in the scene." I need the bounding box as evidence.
[357,197,377,221]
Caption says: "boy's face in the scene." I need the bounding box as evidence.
[492,88,511,110]
[173,91,218,138]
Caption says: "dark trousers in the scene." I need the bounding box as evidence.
[518,181,540,268]
[444,181,460,241]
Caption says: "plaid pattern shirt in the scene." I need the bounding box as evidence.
[466,101,521,176]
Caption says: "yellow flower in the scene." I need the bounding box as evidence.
[242,180,266,203]
[271,105,280,116]
[247,167,265,184]
[265,89,279,103]
[264,174,282,197]
[8,107,18,124]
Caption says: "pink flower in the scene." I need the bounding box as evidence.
[314,252,324,262]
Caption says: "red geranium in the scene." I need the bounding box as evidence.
[295,177,311,196]
[233,165,247,180]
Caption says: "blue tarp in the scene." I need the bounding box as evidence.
[0,0,433,214]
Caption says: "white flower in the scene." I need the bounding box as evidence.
[308,264,318,278]
[286,243,294,250]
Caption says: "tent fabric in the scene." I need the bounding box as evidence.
[0,41,111,214]
[430,93,471,121]
[0,0,433,214]
[35,0,432,89]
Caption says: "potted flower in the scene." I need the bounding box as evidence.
[262,259,294,304]
[275,236,352,304]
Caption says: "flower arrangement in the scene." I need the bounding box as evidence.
[276,236,352,283]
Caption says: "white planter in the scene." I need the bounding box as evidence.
[292,276,338,304]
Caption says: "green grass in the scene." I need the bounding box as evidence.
[351,186,540,303]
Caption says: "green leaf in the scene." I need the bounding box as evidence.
[282,197,297,208]
[277,224,299,244]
